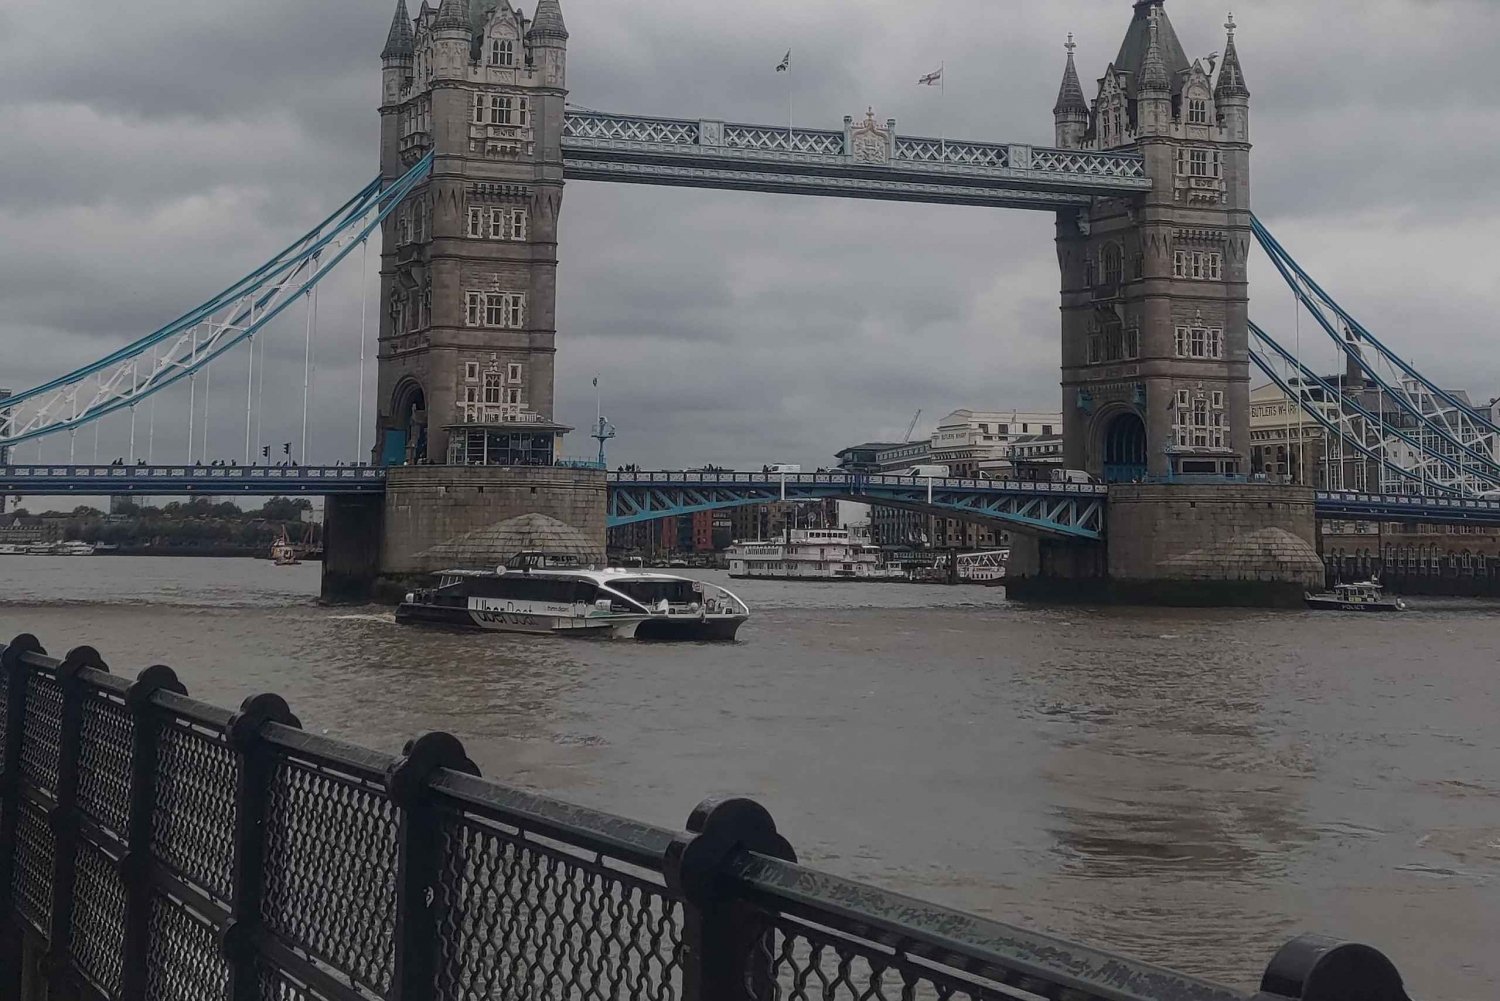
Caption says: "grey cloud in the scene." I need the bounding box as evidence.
[3,0,1500,476]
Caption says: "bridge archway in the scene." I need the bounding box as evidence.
[388,379,428,466]
[1101,410,1146,483]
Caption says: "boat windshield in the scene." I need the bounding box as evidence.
[607,578,700,606]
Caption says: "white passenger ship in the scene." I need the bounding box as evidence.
[726,529,901,582]
[396,552,750,640]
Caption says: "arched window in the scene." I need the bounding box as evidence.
[1100,243,1123,287]
[489,38,515,67]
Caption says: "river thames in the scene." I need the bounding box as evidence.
[2,555,1496,997]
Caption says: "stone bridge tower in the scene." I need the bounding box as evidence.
[1053,0,1250,482]
[376,0,569,466]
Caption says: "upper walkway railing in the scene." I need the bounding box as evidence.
[0,635,1417,1001]
[0,463,387,496]
[561,110,1153,209]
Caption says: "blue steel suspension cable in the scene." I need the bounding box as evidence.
[4,154,434,447]
[4,177,386,409]
[1249,321,1467,491]
[1247,346,1456,495]
[1251,214,1500,436]
[1249,218,1500,479]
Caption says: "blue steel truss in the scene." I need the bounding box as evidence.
[1315,490,1500,528]
[606,471,1108,540]
[561,111,1152,209]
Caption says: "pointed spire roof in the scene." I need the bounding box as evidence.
[528,0,568,40]
[381,0,415,59]
[1053,35,1090,116]
[433,0,470,31]
[1140,8,1171,93]
[1215,13,1250,99]
[1113,0,1191,98]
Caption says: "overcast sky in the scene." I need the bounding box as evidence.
[2,0,1498,475]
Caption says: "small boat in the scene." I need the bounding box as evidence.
[1305,579,1406,612]
[396,551,751,640]
[270,528,301,566]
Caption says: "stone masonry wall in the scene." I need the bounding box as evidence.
[380,465,605,577]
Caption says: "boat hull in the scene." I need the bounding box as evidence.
[634,615,747,641]
[395,602,643,637]
[1303,594,1406,612]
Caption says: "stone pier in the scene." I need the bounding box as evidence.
[321,465,606,603]
[1007,483,1324,607]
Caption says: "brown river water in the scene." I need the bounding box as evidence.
[1,556,1496,997]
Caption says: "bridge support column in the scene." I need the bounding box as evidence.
[1007,484,1324,607]
[372,465,606,603]
[322,493,384,604]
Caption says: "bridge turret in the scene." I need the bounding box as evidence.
[1052,35,1090,149]
[525,0,568,89]
[431,0,473,79]
[380,0,415,182]
[1135,8,1173,135]
[1214,13,1250,143]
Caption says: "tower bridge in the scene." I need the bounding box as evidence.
[2,0,1492,604]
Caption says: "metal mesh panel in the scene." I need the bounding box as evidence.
[146,892,230,1001]
[19,672,63,792]
[433,813,683,1001]
[895,138,1009,169]
[1031,148,1146,178]
[256,962,333,1001]
[70,838,128,997]
[151,721,237,898]
[723,125,845,156]
[753,919,1010,1001]
[14,801,55,933]
[260,759,398,995]
[562,114,699,145]
[77,692,134,836]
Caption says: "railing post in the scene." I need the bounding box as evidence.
[220,694,301,1001]
[384,732,479,1000]
[1252,935,1412,1001]
[664,797,796,1001]
[0,635,46,999]
[118,665,186,1001]
[44,646,108,994]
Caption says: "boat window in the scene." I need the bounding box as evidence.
[608,579,700,605]
[467,577,594,603]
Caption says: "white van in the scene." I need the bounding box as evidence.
[904,464,952,478]
[1051,468,1097,484]
[766,464,802,474]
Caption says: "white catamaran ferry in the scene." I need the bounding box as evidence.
[726,529,902,582]
[396,552,751,640]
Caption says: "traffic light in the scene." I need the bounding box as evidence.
[282,443,291,456]
[261,445,270,459]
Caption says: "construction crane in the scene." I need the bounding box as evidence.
[903,409,922,442]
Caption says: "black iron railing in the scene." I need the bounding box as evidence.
[0,634,1417,1001]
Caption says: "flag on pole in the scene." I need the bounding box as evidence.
[592,377,598,387]
[918,67,943,86]
[776,50,791,72]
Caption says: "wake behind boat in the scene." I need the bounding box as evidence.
[396,551,750,640]
[1305,579,1407,612]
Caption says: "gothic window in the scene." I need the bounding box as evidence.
[464,362,480,382]
[465,292,483,326]
[518,98,530,127]
[468,208,485,238]
[1174,324,1224,359]
[489,208,507,239]
[509,208,527,240]
[1177,148,1223,179]
[1188,99,1209,125]
[473,94,485,124]
[483,373,503,405]
[484,294,506,327]
[489,39,515,67]
[1100,243,1123,286]
[506,295,524,328]
[506,388,522,405]
[506,363,523,383]
[490,96,514,125]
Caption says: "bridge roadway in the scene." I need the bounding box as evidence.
[4,464,1500,538]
